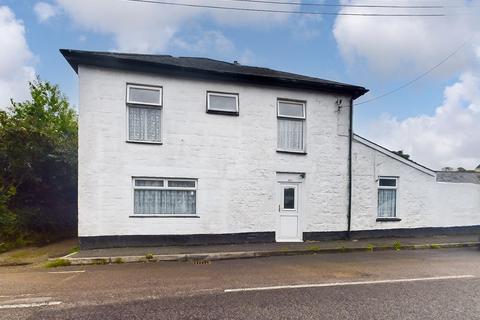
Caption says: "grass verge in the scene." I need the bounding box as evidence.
[44,259,72,268]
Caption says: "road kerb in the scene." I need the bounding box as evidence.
[53,241,480,266]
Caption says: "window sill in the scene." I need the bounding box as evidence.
[276,149,307,155]
[376,218,401,222]
[126,140,163,145]
[130,214,200,218]
[206,109,239,116]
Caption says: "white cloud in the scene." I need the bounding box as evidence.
[173,30,235,55]
[34,2,59,23]
[366,72,480,170]
[333,0,480,75]
[239,49,255,65]
[0,6,35,109]
[55,0,296,53]
[291,14,322,40]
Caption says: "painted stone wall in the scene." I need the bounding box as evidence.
[352,138,480,231]
[78,65,352,237]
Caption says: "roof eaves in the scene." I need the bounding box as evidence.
[60,49,368,99]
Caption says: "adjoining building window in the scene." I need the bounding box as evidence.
[127,84,162,143]
[133,178,197,215]
[377,177,397,218]
[206,92,239,115]
[277,100,306,153]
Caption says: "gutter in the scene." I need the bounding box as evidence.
[347,97,353,239]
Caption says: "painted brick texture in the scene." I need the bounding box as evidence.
[352,140,480,231]
[78,66,352,237]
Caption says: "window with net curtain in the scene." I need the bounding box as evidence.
[133,178,197,215]
[127,84,162,143]
[377,177,397,218]
[277,100,306,152]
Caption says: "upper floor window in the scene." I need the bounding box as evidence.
[207,92,239,115]
[377,177,397,218]
[127,84,162,143]
[277,100,306,153]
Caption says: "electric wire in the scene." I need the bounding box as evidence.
[124,0,446,16]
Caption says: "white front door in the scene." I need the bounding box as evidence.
[276,182,302,242]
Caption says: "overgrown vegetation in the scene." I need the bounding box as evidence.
[44,258,72,268]
[393,241,402,251]
[68,246,80,255]
[145,253,154,260]
[0,78,77,248]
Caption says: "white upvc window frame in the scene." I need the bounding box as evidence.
[377,177,398,219]
[206,91,239,115]
[127,84,163,106]
[126,84,163,144]
[281,184,298,211]
[131,177,198,217]
[276,99,307,154]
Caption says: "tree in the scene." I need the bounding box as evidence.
[0,78,77,243]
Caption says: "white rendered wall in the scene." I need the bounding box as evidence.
[433,182,480,227]
[352,140,480,230]
[78,65,352,237]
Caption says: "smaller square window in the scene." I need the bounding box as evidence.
[207,92,239,115]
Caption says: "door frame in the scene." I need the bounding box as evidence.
[276,172,304,242]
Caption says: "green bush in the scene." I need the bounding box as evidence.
[0,78,78,246]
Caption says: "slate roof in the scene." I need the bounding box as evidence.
[60,49,368,99]
[436,171,480,184]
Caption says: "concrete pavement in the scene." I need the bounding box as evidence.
[1,247,480,319]
[65,234,480,265]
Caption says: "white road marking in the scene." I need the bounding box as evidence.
[48,270,85,274]
[0,301,62,309]
[224,275,476,293]
[62,251,79,258]
[0,294,36,298]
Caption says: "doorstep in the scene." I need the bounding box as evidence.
[54,234,480,266]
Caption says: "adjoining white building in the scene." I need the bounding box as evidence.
[61,49,480,249]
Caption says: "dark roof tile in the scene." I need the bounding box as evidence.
[436,171,480,184]
[60,49,368,99]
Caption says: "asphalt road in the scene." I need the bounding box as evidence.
[1,248,479,319]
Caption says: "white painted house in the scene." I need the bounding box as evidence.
[61,49,480,249]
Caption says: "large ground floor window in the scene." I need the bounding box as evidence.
[133,178,197,215]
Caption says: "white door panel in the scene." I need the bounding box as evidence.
[276,181,302,242]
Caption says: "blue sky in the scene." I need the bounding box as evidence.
[0,0,479,169]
